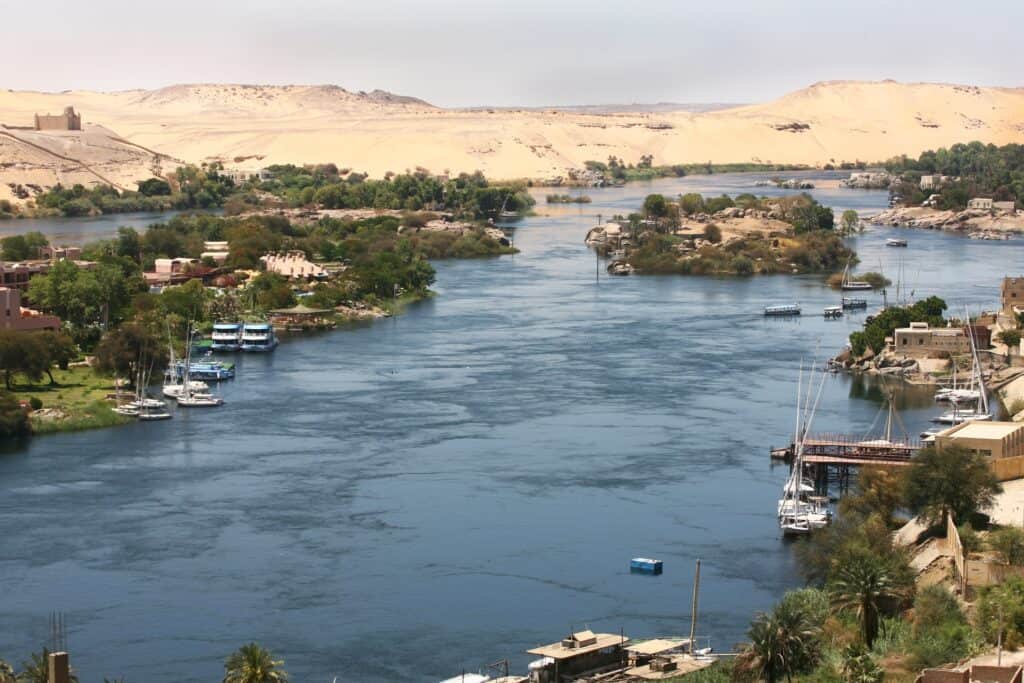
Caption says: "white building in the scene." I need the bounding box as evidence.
[260,251,327,279]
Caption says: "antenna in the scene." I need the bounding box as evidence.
[49,612,67,652]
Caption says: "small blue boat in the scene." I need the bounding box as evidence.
[630,557,663,575]
[174,360,236,381]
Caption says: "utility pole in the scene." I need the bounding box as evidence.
[595,247,600,283]
[998,601,1004,665]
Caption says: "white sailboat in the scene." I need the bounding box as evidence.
[934,314,990,424]
[778,363,831,536]
[840,259,872,291]
[175,323,224,408]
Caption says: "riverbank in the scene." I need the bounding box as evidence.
[871,206,1024,234]
[12,366,132,435]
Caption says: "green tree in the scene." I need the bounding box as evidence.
[0,330,49,389]
[734,596,820,682]
[222,643,288,683]
[829,551,910,648]
[840,210,860,234]
[35,330,78,385]
[94,322,169,385]
[990,527,1024,565]
[679,193,705,215]
[903,444,1002,526]
[976,575,1024,648]
[642,194,668,218]
[0,390,29,437]
[998,328,1022,350]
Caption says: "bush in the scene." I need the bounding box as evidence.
[990,527,1024,565]
[731,255,754,275]
[998,328,1022,350]
[976,576,1024,648]
[957,523,981,553]
[703,223,722,244]
[28,396,43,411]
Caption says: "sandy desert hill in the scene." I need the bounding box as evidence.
[0,80,1022,203]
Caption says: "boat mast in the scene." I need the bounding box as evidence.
[688,558,701,654]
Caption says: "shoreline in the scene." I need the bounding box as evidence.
[870,205,1024,235]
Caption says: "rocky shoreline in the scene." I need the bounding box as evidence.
[870,206,1024,235]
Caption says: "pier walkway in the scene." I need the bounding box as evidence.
[771,433,921,467]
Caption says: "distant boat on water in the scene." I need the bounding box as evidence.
[839,260,872,290]
[886,238,908,247]
[240,323,279,352]
[842,297,868,309]
[765,304,801,317]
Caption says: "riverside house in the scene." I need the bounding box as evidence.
[0,287,60,331]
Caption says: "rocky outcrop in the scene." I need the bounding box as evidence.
[842,172,892,189]
[871,206,1024,233]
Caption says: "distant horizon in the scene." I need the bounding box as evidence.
[3,78,1020,112]
[3,0,1022,107]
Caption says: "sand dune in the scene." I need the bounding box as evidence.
[1,80,1023,202]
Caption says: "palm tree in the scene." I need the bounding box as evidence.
[17,648,77,683]
[0,660,16,683]
[829,554,907,649]
[223,643,288,683]
[734,599,818,682]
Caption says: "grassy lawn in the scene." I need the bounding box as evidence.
[11,365,131,435]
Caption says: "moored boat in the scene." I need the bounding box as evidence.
[211,322,243,351]
[824,305,843,319]
[765,304,801,317]
[841,297,868,309]
[885,238,908,247]
[240,323,279,352]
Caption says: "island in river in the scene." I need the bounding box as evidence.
[586,192,853,276]
[871,205,1024,236]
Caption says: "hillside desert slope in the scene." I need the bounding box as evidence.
[0,80,1022,201]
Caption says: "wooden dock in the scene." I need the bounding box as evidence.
[771,433,920,467]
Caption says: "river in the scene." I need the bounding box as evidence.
[1,171,1021,681]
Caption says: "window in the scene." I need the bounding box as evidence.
[918,339,924,345]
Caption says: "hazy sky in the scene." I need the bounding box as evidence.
[5,0,1022,107]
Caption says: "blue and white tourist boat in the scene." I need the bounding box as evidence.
[174,360,236,381]
[240,322,279,352]
[630,557,664,575]
[764,304,801,317]
[211,322,243,351]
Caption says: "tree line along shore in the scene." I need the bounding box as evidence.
[0,170,534,439]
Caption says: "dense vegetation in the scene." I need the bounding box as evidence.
[615,192,851,276]
[10,165,536,221]
[29,166,237,216]
[238,165,535,219]
[886,141,1024,210]
[726,445,1005,681]
[848,296,948,356]
[580,155,817,184]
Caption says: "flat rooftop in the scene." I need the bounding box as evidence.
[626,639,688,656]
[527,633,629,660]
[948,421,1024,440]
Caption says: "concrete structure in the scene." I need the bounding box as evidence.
[39,245,82,261]
[34,106,81,131]
[893,322,970,357]
[48,651,71,683]
[995,200,1018,213]
[201,241,230,264]
[222,168,271,183]
[917,664,1022,683]
[0,287,60,331]
[968,197,994,210]
[260,251,327,279]
[918,175,952,191]
[154,257,199,275]
[936,421,1024,481]
[0,259,95,291]
[1001,277,1024,316]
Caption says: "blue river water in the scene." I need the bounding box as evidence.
[1,171,1022,681]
